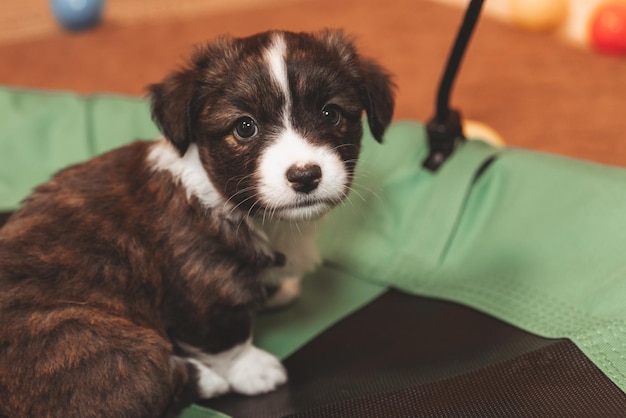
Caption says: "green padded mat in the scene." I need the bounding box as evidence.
[2,87,626,417]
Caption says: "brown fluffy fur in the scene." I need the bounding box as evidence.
[0,143,274,417]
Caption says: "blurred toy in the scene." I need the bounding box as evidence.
[50,0,104,31]
[589,1,626,55]
[510,0,569,32]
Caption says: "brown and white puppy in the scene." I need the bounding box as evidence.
[0,30,394,418]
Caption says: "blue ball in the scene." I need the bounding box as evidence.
[50,0,104,31]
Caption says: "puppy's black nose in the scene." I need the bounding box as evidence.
[286,164,322,194]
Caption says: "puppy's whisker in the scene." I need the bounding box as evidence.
[261,207,266,226]
[224,173,252,191]
[234,175,256,194]
[345,186,367,203]
[223,185,256,202]
[295,218,300,236]
[226,193,258,220]
[235,199,260,235]
[222,186,257,212]
[225,196,252,219]
[350,181,383,204]
[351,172,375,182]
[352,182,380,195]
[341,193,357,209]
[331,143,359,153]
[268,205,276,223]
[291,219,302,238]
[271,205,278,223]
[261,202,273,226]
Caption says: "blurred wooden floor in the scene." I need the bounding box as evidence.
[1,0,626,166]
[0,0,305,44]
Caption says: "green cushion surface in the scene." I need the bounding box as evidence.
[2,86,626,417]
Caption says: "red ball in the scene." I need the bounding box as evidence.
[589,2,626,55]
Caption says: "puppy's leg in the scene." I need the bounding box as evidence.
[0,307,194,418]
[224,341,288,395]
[264,276,302,309]
[263,251,302,309]
[260,222,323,309]
[179,340,287,396]
[181,357,229,399]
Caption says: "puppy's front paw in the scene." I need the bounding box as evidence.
[226,345,287,395]
[188,359,231,399]
[264,276,301,309]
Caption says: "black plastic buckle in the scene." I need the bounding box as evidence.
[423,109,465,172]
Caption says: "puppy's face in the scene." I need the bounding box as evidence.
[150,30,394,221]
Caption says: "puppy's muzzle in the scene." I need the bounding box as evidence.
[286,163,322,194]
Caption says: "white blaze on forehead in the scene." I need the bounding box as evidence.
[259,33,350,220]
[265,34,291,121]
[259,34,348,218]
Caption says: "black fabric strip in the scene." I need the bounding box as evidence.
[204,290,626,417]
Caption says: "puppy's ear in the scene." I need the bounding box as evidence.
[148,68,197,156]
[313,30,396,143]
[312,29,358,64]
[358,58,395,143]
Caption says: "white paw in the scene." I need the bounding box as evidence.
[265,276,301,309]
[188,358,230,399]
[226,345,287,395]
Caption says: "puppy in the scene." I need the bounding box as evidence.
[0,30,394,418]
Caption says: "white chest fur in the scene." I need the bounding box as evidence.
[254,218,322,307]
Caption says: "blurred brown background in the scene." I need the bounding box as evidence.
[1,0,626,166]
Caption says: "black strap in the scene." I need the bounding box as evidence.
[423,0,485,171]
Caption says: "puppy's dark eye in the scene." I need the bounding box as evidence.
[234,117,258,140]
[321,105,342,126]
